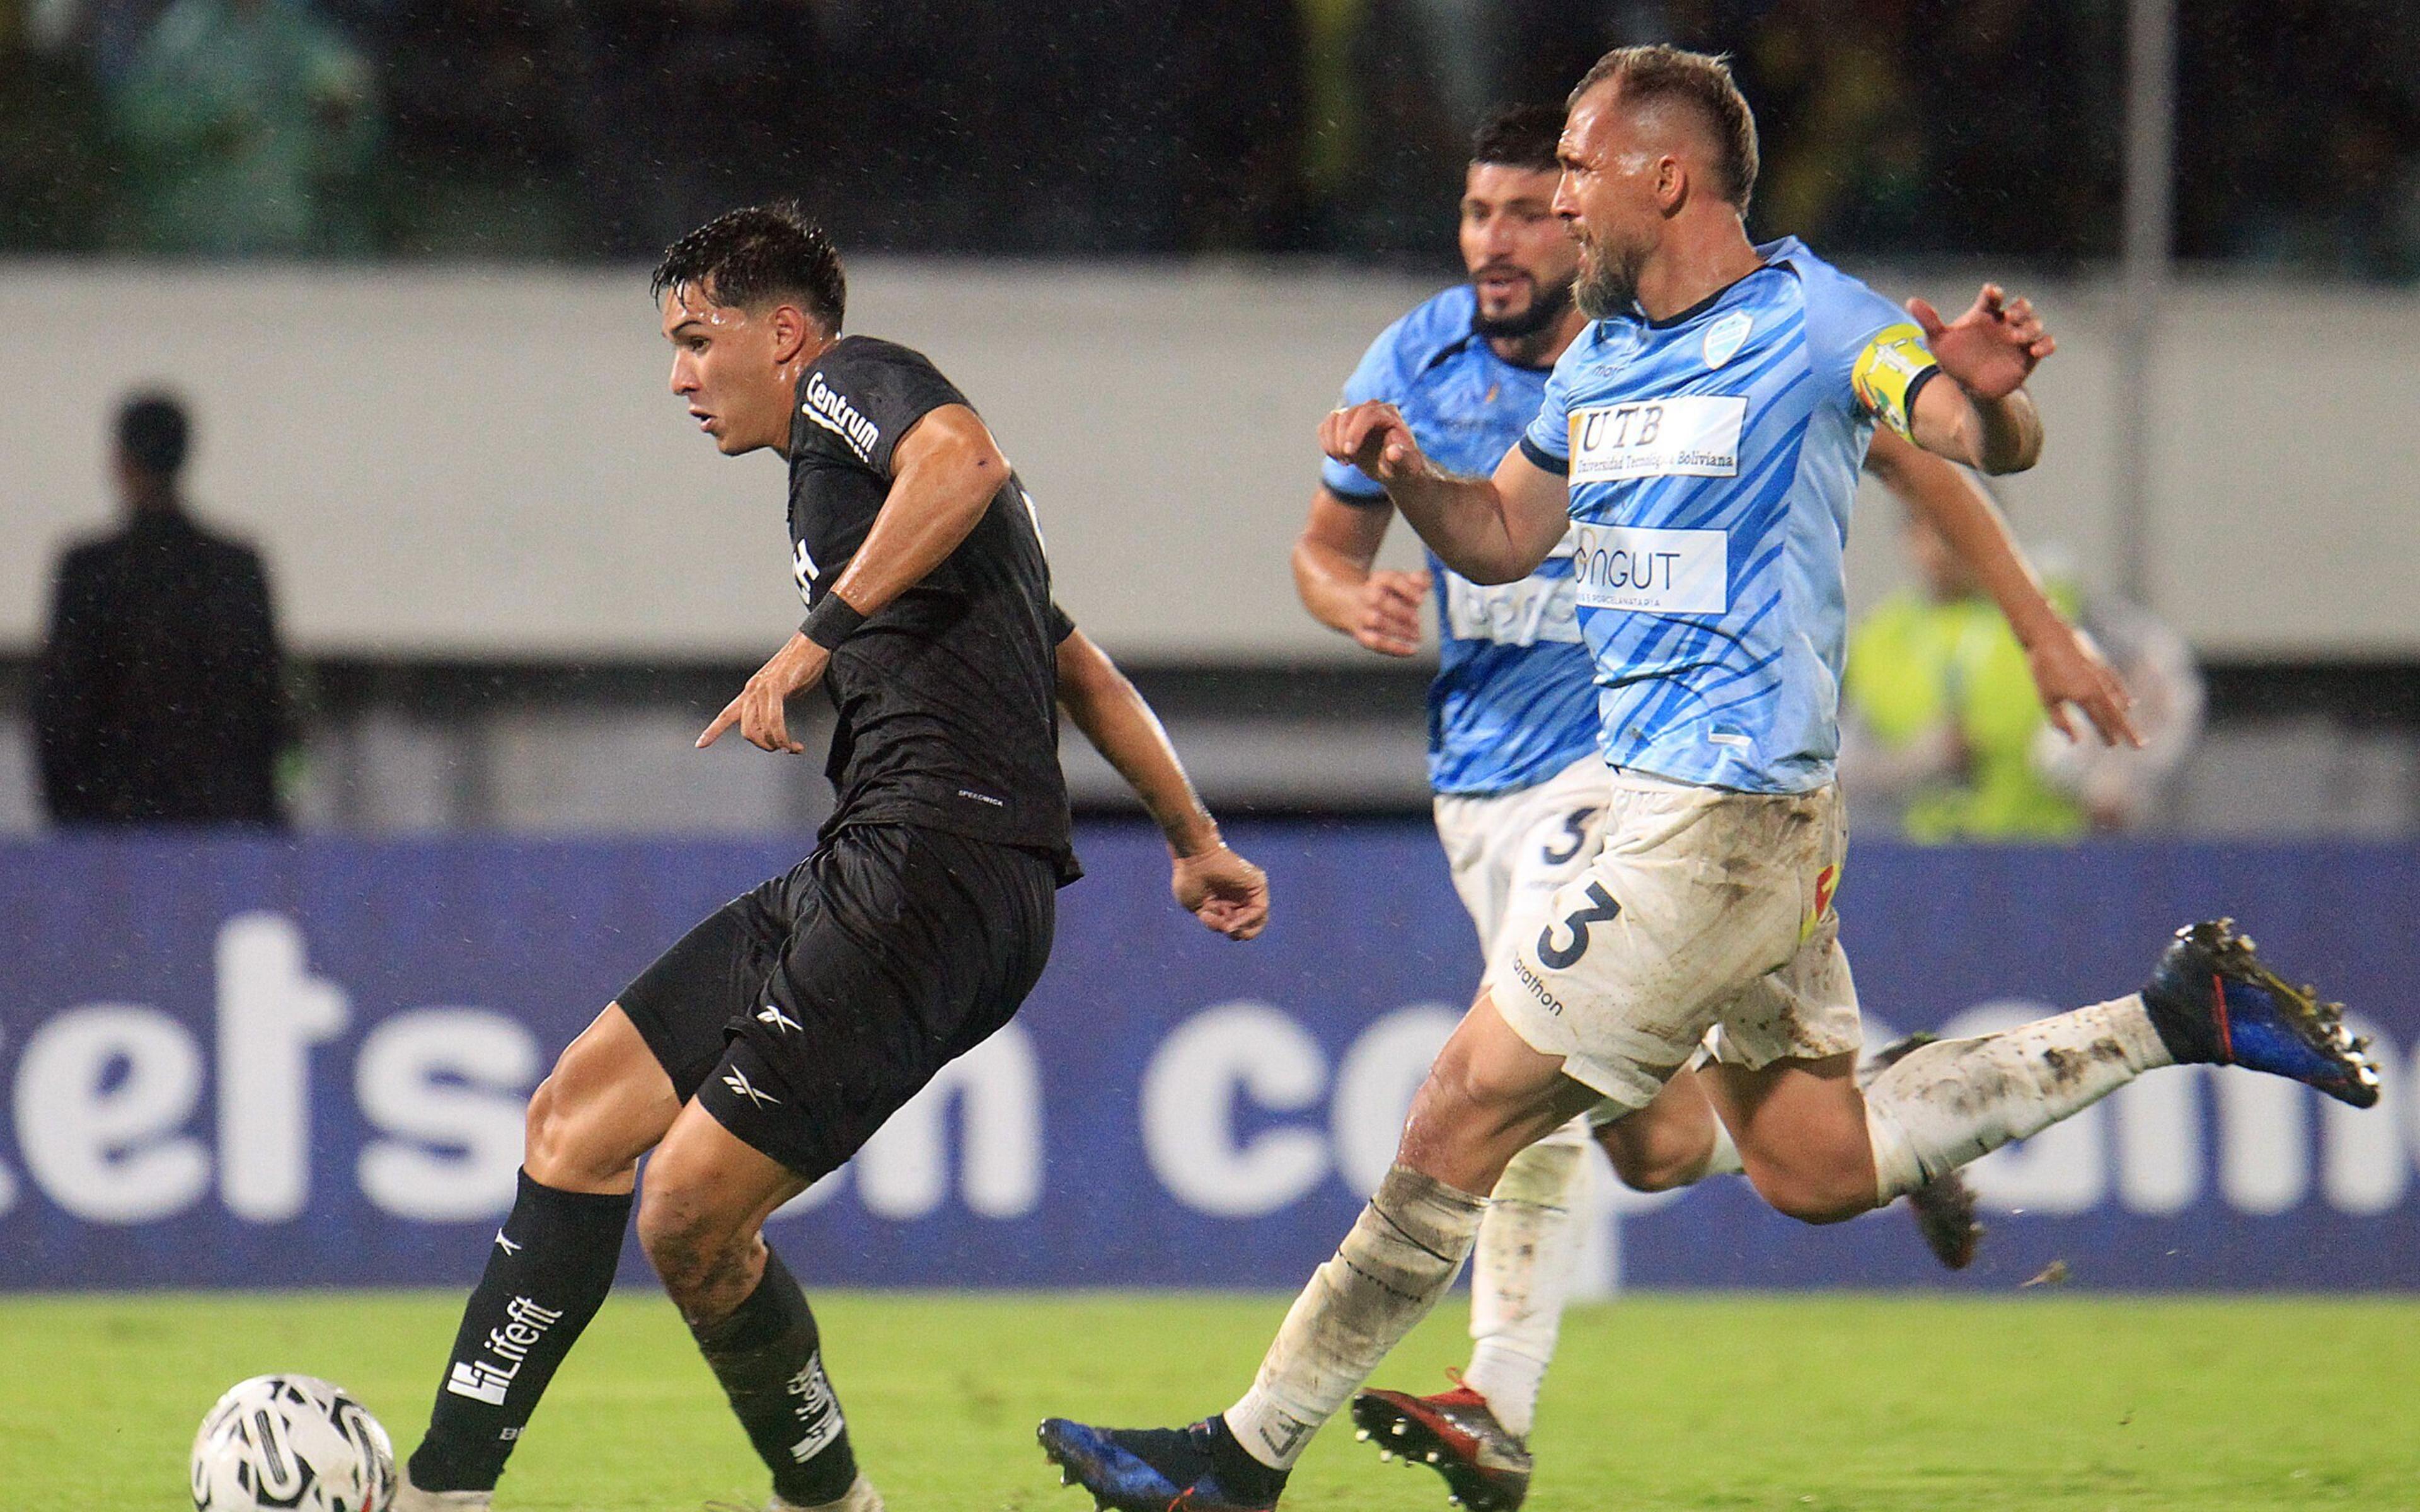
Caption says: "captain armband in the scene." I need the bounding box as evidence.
[1850,322,1940,442]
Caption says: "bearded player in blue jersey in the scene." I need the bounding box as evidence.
[1040,45,2380,1512]
[1293,103,2003,1512]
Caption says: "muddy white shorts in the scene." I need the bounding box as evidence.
[1432,754,1613,975]
[1492,773,1861,1111]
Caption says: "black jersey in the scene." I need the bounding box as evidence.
[786,335,1075,877]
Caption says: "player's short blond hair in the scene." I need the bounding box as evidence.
[1567,44,1760,213]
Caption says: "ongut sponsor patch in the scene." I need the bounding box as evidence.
[1566,394,1746,483]
[1570,523,1727,614]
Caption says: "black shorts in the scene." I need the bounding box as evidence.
[617,823,1057,1180]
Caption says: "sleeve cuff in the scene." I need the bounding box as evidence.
[801,593,866,650]
[1518,435,1570,475]
[1899,364,1942,431]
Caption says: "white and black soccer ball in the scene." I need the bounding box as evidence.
[191,1374,396,1512]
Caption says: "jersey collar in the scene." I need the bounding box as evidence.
[1626,236,1809,332]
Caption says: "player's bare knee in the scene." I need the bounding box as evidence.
[522,1072,632,1191]
[1750,1164,1874,1225]
[1605,1142,1697,1193]
[635,1186,719,1292]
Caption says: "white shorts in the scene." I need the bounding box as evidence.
[1432,754,1612,978]
[1492,774,1862,1111]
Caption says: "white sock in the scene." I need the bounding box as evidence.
[1700,1116,1745,1178]
[1461,1131,1586,1438]
[1864,994,2172,1201]
[1226,1164,1487,1470]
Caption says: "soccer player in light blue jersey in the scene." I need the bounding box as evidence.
[1293,105,1988,1512]
[1041,47,2379,1512]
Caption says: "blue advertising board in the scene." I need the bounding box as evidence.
[0,824,2412,1292]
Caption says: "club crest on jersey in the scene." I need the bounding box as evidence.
[1703,311,1753,369]
[802,370,880,462]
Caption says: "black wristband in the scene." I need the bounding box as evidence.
[800,593,866,650]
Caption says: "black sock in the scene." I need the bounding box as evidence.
[1204,1415,1291,1501]
[406,1171,631,1492]
[688,1247,859,1508]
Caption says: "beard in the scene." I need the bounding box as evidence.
[1470,269,1576,341]
[1574,234,1643,319]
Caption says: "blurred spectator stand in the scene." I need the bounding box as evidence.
[110,0,379,255]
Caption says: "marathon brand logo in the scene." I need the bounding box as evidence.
[802,370,880,462]
[1570,523,1727,615]
[786,1350,848,1463]
[1510,953,1573,1017]
[1568,394,1744,483]
[444,1295,565,1406]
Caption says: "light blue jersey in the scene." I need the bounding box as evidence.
[1323,285,1601,797]
[1518,238,1940,793]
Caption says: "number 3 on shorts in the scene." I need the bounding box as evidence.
[1536,881,1622,970]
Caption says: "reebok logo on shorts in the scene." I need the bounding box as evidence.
[722,1066,781,1108]
[756,1002,802,1033]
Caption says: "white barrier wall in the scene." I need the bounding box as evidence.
[11,261,2419,660]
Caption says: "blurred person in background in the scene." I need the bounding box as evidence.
[35,391,293,827]
[110,0,379,254]
[1842,496,2203,840]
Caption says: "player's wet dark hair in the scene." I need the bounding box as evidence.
[1567,44,1760,212]
[116,391,190,478]
[1470,104,1564,174]
[650,202,846,331]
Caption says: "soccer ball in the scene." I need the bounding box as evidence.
[191,1374,396,1512]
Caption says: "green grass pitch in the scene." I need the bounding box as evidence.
[5,1290,2415,1509]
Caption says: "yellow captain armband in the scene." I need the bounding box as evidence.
[1850,321,1939,441]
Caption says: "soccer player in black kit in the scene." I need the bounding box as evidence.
[396,203,1270,1512]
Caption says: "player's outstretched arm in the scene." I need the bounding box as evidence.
[1320,401,1567,584]
[1293,486,1430,656]
[1905,284,2053,474]
[697,403,1009,753]
[1865,427,2141,748]
[1055,626,1269,941]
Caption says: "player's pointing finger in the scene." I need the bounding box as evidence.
[697,697,742,748]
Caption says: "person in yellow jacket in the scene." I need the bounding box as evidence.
[1843,479,2202,842]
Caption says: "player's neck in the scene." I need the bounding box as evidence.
[771,329,846,459]
[1634,219,1763,324]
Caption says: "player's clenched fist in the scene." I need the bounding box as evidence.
[1321,401,1431,484]
[1351,568,1432,658]
[1172,842,1271,942]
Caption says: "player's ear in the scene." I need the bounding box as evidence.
[1656,153,1687,214]
[769,302,814,365]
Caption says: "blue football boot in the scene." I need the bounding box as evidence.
[2142,919,2380,1108]
[1038,1416,1285,1512]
